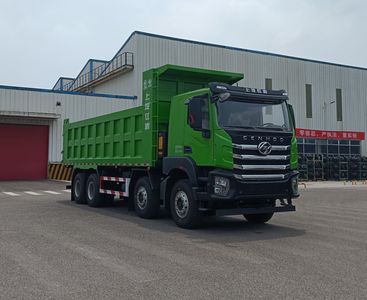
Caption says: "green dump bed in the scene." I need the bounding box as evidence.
[63,106,148,167]
[63,64,243,168]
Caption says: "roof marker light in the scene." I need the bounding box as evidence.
[218,92,231,102]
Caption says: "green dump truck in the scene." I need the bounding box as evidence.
[63,64,299,228]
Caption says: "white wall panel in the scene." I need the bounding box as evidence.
[0,88,136,162]
[88,32,367,154]
[4,31,366,162]
[92,35,140,104]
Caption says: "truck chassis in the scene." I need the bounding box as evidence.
[70,166,297,228]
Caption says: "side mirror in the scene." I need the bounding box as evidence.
[287,104,296,129]
[188,99,203,130]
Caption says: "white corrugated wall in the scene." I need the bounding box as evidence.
[91,32,367,155]
[91,36,138,97]
[0,88,136,162]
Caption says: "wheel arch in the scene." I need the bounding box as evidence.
[162,157,198,185]
[160,168,189,210]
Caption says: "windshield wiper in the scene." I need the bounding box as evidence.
[223,125,257,130]
[255,126,288,131]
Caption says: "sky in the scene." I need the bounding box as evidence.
[0,0,366,89]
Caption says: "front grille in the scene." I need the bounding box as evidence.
[230,132,293,181]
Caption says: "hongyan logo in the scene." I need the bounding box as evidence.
[257,141,272,155]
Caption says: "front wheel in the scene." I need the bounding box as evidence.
[170,179,201,229]
[243,213,274,224]
[133,177,160,219]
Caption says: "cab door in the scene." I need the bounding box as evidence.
[183,94,214,166]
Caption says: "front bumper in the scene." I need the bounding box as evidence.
[214,204,296,216]
[205,169,300,201]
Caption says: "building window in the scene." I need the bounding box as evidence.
[305,84,312,118]
[265,78,272,114]
[297,138,361,156]
[297,138,304,154]
[336,88,343,121]
[304,139,316,154]
[351,141,361,155]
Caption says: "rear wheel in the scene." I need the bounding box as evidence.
[170,179,201,229]
[86,173,105,207]
[243,213,274,224]
[133,177,160,219]
[73,172,87,204]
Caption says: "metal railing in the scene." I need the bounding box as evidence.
[62,52,134,91]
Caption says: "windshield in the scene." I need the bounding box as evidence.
[216,98,291,131]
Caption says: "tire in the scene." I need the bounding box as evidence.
[243,213,274,224]
[73,172,87,204]
[86,173,105,207]
[133,177,160,219]
[170,179,201,229]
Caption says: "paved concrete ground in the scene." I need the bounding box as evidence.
[300,180,367,189]
[0,180,366,299]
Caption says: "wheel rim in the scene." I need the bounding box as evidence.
[136,186,148,210]
[75,179,81,197]
[174,190,189,219]
[87,180,95,200]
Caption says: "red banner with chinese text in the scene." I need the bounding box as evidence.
[296,128,365,140]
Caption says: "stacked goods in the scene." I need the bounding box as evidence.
[298,154,324,181]
[298,154,308,181]
[306,154,315,180]
[348,156,361,180]
[313,154,324,180]
[324,155,344,181]
[360,157,367,179]
[298,154,367,181]
[339,156,349,180]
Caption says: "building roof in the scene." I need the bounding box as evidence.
[0,84,136,100]
[132,31,367,72]
[57,30,367,90]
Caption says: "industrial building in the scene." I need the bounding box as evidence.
[0,87,135,180]
[1,31,366,180]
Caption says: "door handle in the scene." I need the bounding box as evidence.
[184,146,192,154]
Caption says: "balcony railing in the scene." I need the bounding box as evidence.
[62,52,134,92]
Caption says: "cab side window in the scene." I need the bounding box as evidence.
[187,94,209,131]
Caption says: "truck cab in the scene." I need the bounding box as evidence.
[163,82,299,227]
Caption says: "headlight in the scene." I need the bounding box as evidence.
[291,176,298,196]
[214,176,230,196]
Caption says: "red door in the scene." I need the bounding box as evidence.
[0,124,49,180]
